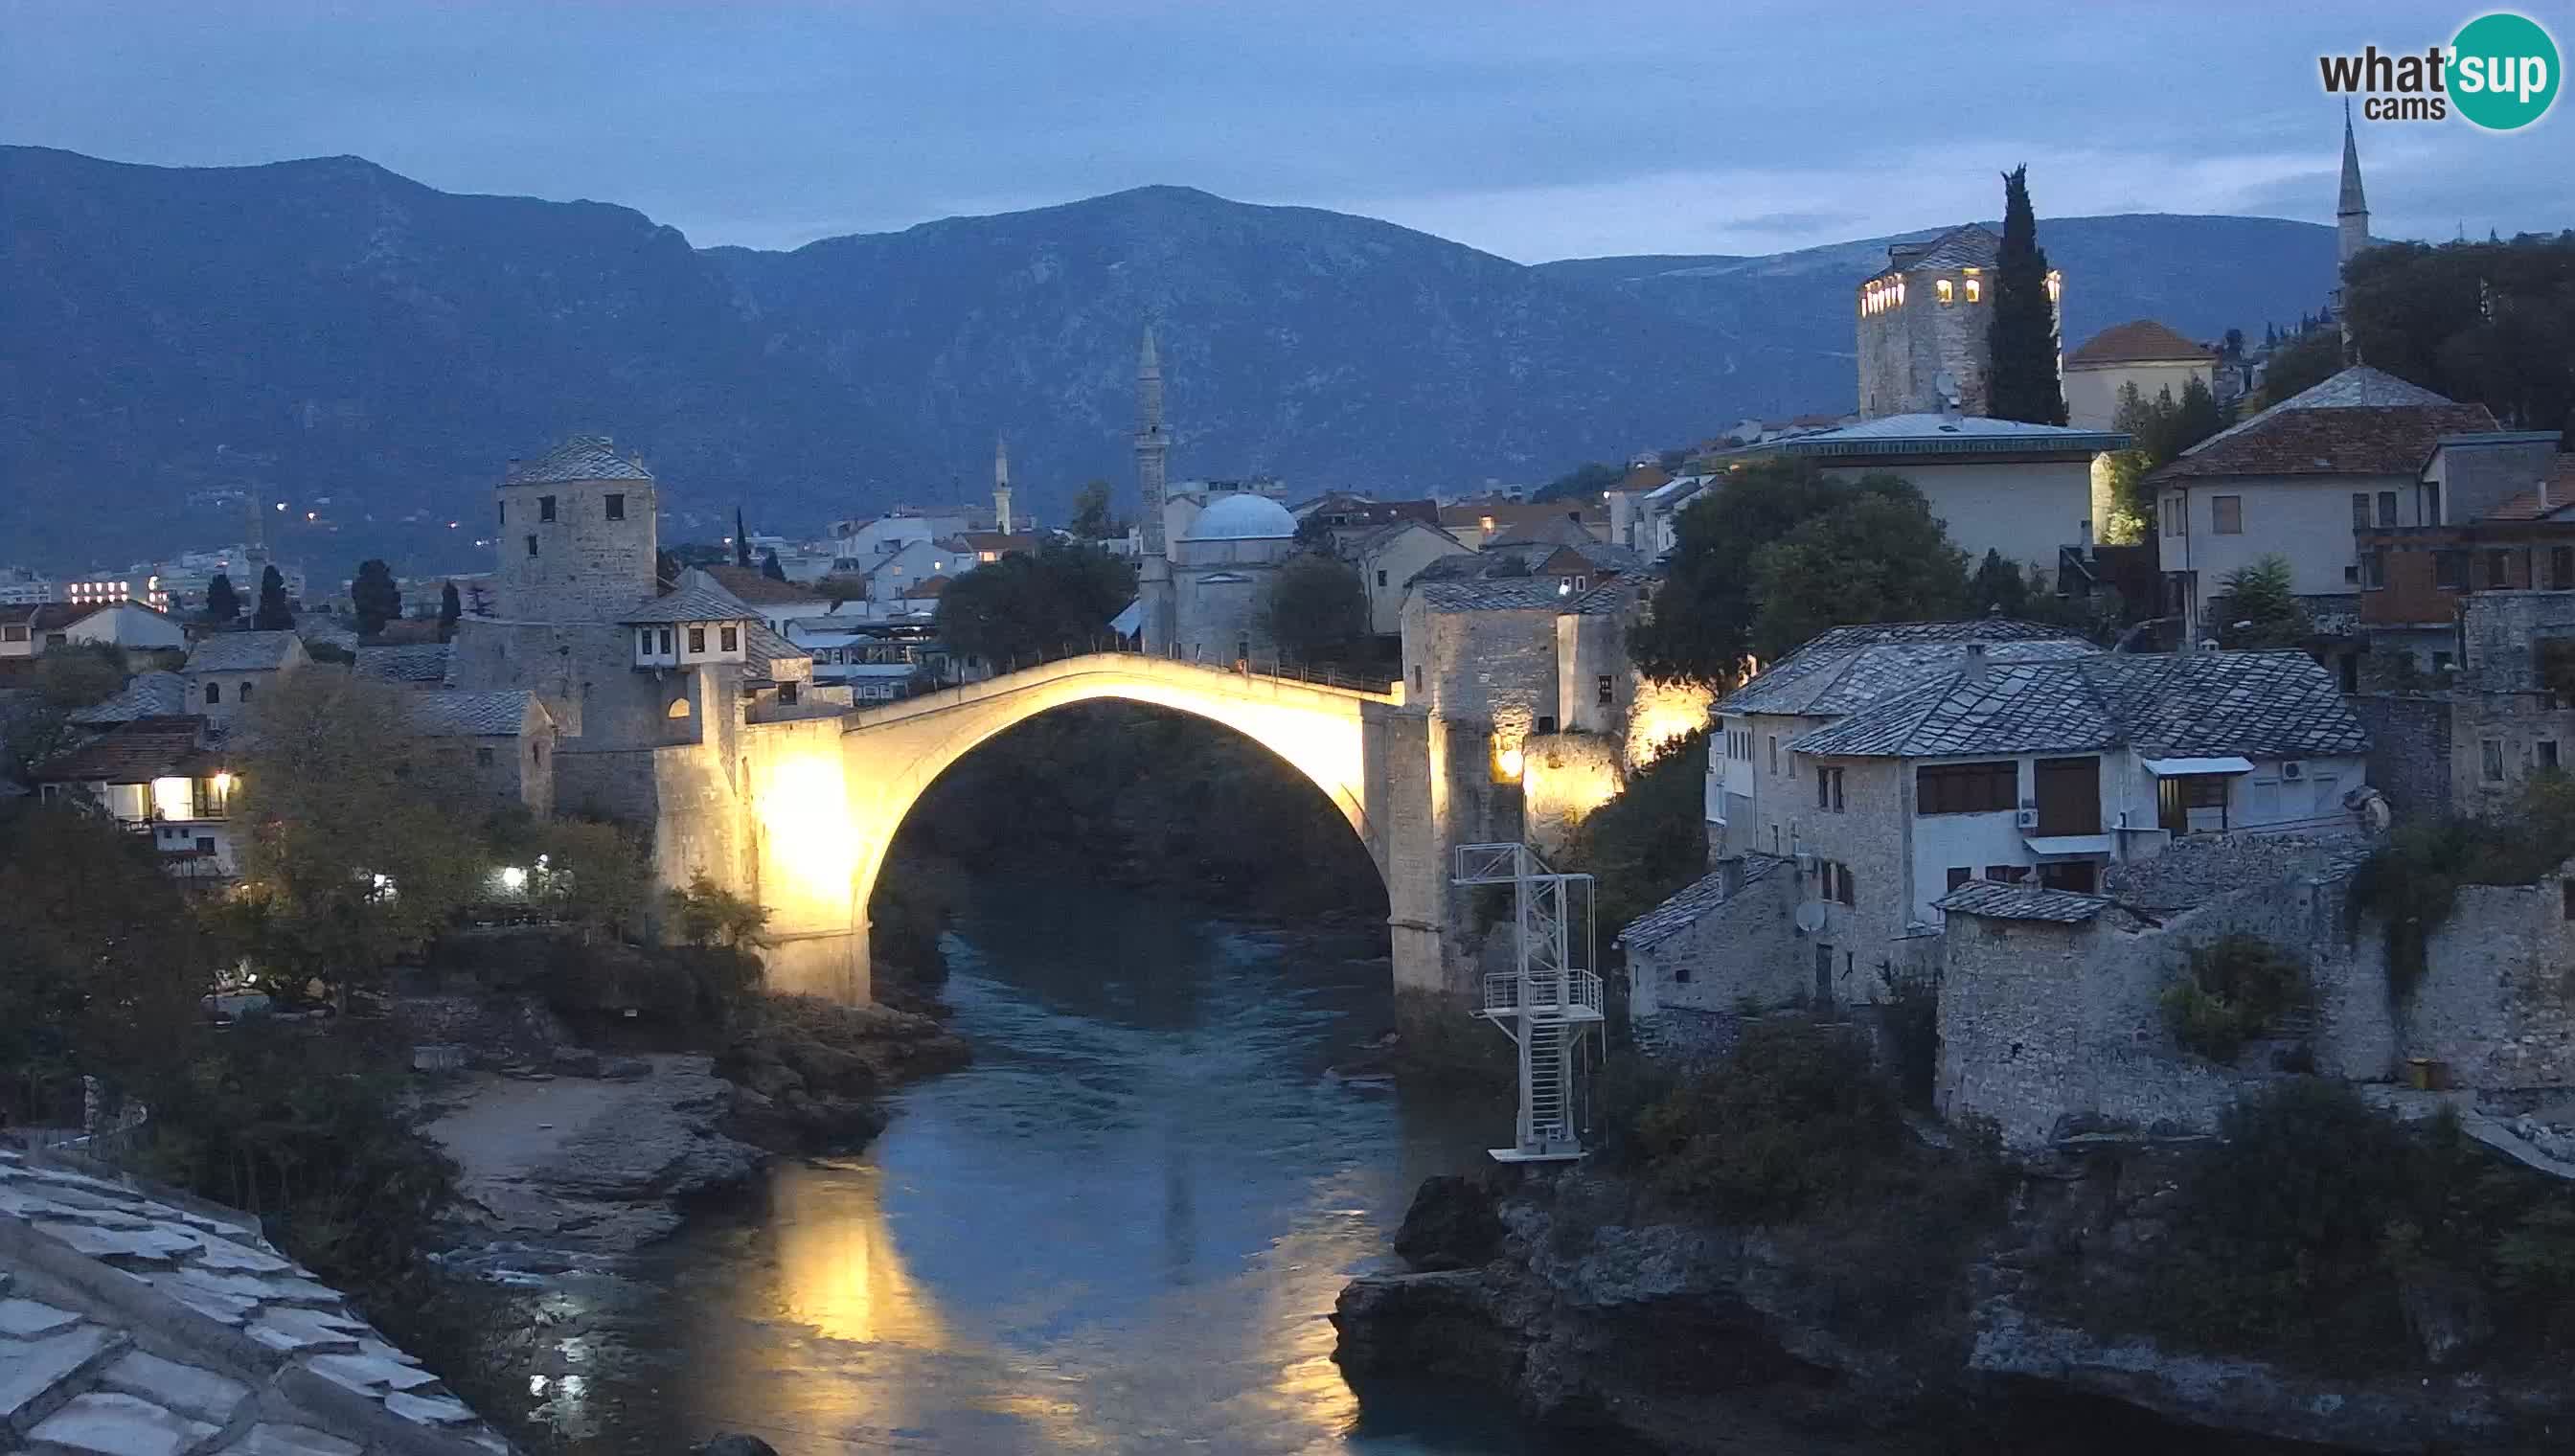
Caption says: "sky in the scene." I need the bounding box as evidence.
[3,1,2570,262]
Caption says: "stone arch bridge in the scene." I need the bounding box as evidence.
[735,652,1498,1011]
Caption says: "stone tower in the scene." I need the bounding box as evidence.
[2336,103,2371,360]
[1134,326,1176,652]
[491,435,658,622]
[993,433,1014,535]
[1852,224,2058,419]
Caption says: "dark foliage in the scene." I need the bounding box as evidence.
[351,558,401,638]
[1986,166,2068,425]
[1530,460,1624,504]
[2158,934,2309,1062]
[2351,774,2575,998]
[2343,233,2575,436]
[252,564,294,630]
[1261,553,1371,669]
[934,538,1135,667]
[1563,730,1710,942]
[438,581,462,642]
[202,572,240,626]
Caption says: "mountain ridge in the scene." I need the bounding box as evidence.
[0,146,2340,571]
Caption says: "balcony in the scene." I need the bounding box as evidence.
[1480,970,1605,1023]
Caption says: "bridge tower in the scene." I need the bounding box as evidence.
[1134,325,1176,653]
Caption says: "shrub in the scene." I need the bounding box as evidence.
[2157,934,2307,1061]
[1880,962,1942,1108]
[2352,775,2575,998]
[1629,1019,1904,1222]
[665,872,770,948]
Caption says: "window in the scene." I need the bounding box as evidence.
[2211,496,2243,535]
[2564,880,2575,922]
[2484,739,2506,782]
[1936,278,1955,305]
[1916,760,2017,814]
[538,495,557,522]
[2553,547,2574,590]
[195,836,216,855]
[638,629,654,656]
[688,626,707,654]
[658,628,673,654]
[2487,550,2510,589]
[2432,649,2454,676]
[1965,278,1982,304]
[2039,860,2098,894]
[605,492,625,521]
[1596,674,1614,707]
[1413,666,1424,692]
[526,534,539,558]
[1536,715,1557,736]
[1983,864,2029,884]
[2541,740,2561,770]
[1814,765,1844,811]
[2377,490,2398,528]
[238,682,252,702]
[2425,483,2442,525]
[532,741,544,767]
[778,682,800,707]
[498,501,506,525]
[720,626,739,652]
[1946,866,1971,892]
[204,682,220,705]
[2351,493,2372,531]
[475,746,494,767]
[1376,569,1388,588]
[2,626,24,643]
[2435,551,2466,589]
[1767,737,1779,775]
[1835,863,1857,906]
[2363,550,2386,588]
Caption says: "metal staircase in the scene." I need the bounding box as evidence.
[1454,843,1605,1163]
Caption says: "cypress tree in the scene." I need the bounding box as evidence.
[351,558,401,638]
[438,581,463,643]
[734,507,753,568]
[252,565,294,630]
[761,549,788,582]
[202,572,239,626]
[1985,165,2067,425]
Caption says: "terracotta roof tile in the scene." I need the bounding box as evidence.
[2066,320,2217,369]
[2153,367,2495,481]
[32,717,217,783]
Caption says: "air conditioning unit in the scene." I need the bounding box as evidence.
[2015,808,2040,830]
[2282,761,2305,781]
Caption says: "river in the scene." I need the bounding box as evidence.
[482,883,1557,1455]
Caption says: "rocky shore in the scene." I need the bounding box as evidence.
[1332,1165,2575,1454]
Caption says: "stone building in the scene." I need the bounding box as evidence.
[406,689,559,817]
[28,714,239,879]
[490,435,658,622]
[1170,492,1298,666]
[1855,224,2060,420]
[177,631,308,728]
[2354,431,2571,668]
[1774,414,2130,580]
[1349,519,1470,637]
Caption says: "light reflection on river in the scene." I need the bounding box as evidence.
[521,884,1538,1454]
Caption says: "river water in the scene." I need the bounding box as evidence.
[490,884,1549,1455]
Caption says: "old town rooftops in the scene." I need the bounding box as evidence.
[1775,413,2130,460]
[1718,619,2090,718]
[2151,366,2496,481]
[30,716,219,784]
[502,434,653,485]
[1786,649,2367,762]
[404,691,548,738]
[354,643,454,685]
[619,581,761,626]
[1933,879,2118,923]
[1865,223,2001,282]
[1616,855,1786,950]
[68,671,187,725]
[1413,578,1634,614]
[2065,319,2219,369]
[180,631,304,674]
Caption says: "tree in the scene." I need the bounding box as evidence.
[2222,328,2245,359]
[666,872,770,948]
[1292,512,1337,553]
[1747,488,1971,661]
[1969,549,2030,617]
[734,507,753,568]
[252,565,294,630]
[1260,554,1371,667]
[34,644,128,709]
[1069,480,1117,541]
[232,673,481,996]
[437,581,462,643]
[202,572,240,626]
[2343,233,2575,434]
[2114,377,2226,469]
[761,549,788,582]
[1532,460,1625,504]
[2260,326,2345,407]
[351,558,401,638]
[814,573,870,609]
[934,539,1136,666]
[2211,556,2313,648]
[1985,165,2067,425]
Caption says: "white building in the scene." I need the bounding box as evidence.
[1349,519,1470,637]
[1773,414,2131,583]
[31,716,240,881]
[1172,493,1299,666]
[2063,320,2219,432]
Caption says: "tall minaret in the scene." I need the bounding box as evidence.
[2336,102,2371,360]
[1134,325,1175,652]
[992,433,1014,535]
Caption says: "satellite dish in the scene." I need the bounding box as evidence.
[1932,369,1963,410]
[1793,902,1828,936]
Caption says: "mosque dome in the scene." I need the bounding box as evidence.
[1181,492,1297,543]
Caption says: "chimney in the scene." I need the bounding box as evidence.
[1963,643,1990,685]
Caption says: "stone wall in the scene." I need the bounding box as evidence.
[2449,689,2575,813]
[2347,693,2451,817]
[491,475,658,623]
[1628,863,1802,1014]
[1520,731,1623,860]
[1402,597,1561,747]
[2459,590,2575,690]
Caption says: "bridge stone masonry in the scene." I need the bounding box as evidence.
[751,650,1475,1013]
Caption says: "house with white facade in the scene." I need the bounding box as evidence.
[1774,415,2131,584]
[1349,519,1470,637]
[0,602,189,660]
[2150,366,2496,643]
[2062,320,2218,432]
[1635,621,2370,1026]
[30,715,239,880]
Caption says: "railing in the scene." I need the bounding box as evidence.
[916,634,1401,697]
[1482,969,1605,1019]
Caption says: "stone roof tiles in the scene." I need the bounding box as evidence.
[28,717,216,784]
[502,435,652,485]
[68,671,187,726]
[618,582,759,626]
[1869,224,2000,281]
[1414,578,1633,614]
[1718,621,2092,717]
[1787,649,2368,761]
[1934,880,2114,922]
[699,565,824,607]
[0,1150,512,1454]
[353,644,453,685]
[2065,319,2218,369]
[404,691,541,739]
[1617,855,1786,949]
[181,632,303,674]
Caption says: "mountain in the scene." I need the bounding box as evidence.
[0,146,2343,571]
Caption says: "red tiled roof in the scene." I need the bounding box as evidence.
[1615,465,1672,494]
[2479,456,2575,521]
[955,533,1040,555]
[704,564,824,605]
[2066,320,2217,369]
[1437,499,1607,530]
[0,603,95,632]
[31,716,218,784]
[2153,404,2499,480]
[902,575,952,600]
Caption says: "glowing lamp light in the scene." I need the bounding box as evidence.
[499,866,529,892]
[1493,744,1525,783]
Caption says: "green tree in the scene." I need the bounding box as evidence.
[666,872,770,948]
[0,801,207,1125]
[351,558,401,638]
[233,673,480,996]
[761,549,788,582]
[252,564,294,630]
[1531,460,1625,504]
[934,539,1136,666]
[1629,457,1853,684]
[483,812,653,937]
[1292,512,1337,553]
[733,507,753,568]
[814,573,870,608]
[1969,548,2030,617]
[2260,327,2344,407]
[437,581,462,643]
[1985,165,2068,425]
[34,643,128,709]
[1068,480,1117,541]
[2211,555,2312,648]
[2343,233,2575,433]
[1748,488,1971,660]
[2114,377,2226,468]
[202,572,240,626]
[1259,553,1371,667]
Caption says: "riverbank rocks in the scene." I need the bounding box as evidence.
[0,1149,513,1455]
[713,995,968,1154]
[1390,1175,1502,1271]
[692,1435,778,1456]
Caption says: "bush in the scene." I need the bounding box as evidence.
[1629,1019,1904,1222]
[1881,964,1942,1108]
[665,872,770,948]
[2157,934,2307,1061]
[1563,729,1710,943]
[2352,774,2575,998]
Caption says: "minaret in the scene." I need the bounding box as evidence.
[2336,102,2370,360]
[1134,325,1175,653]
[992,433,1014,535]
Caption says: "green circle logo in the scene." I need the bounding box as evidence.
[2452,12,2560,130]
